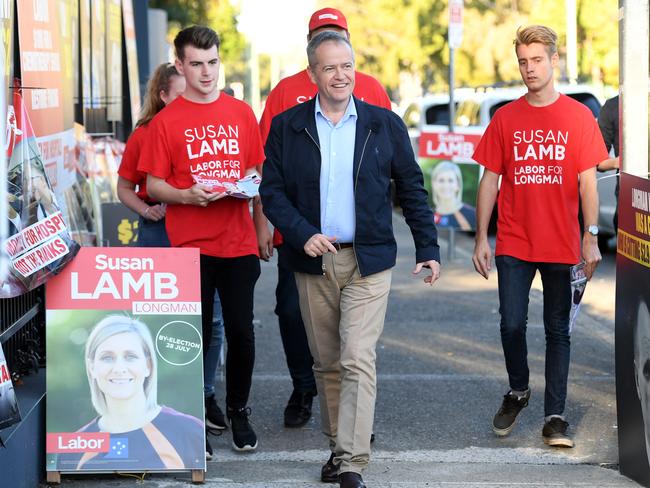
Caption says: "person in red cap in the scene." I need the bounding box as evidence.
[259,8,391,142]
[257,6,392,443]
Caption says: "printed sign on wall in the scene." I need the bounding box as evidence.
[616,172,650,487]
[1,91,79,298]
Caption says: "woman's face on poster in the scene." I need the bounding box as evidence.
[636,301,650,457]
[89,332,151,402]
[432,169,460,203]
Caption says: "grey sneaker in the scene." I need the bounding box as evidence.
[542,417,574,448]
[492,389,530,436]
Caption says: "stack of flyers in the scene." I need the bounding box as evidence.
[192,173,261,199]
[569,262,588,333]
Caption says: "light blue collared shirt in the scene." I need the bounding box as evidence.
[315,95,357,243]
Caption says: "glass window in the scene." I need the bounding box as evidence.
[454,100,481,127]
[425,104,450,125]
[403,104,421,129]
[566,93,601,118]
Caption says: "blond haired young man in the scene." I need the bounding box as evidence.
[472,25,607,447]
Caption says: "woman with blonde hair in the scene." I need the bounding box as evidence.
[430,161,476,231]
[117,63,185,246]
[56,315,204,471]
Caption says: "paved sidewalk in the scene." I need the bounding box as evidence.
[45,217,641,488]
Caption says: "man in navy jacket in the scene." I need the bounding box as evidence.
[260,32,440,488]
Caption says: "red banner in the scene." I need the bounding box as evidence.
[17,0,65,137]
[47,433,110,454]
[418,131,482,159]
[46,247,201,311]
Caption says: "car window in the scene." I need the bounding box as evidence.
[403,104,421,129]
[566,93,601,117]
[489,100,514,120]
[425,104,450,125]
[454,100,481,127]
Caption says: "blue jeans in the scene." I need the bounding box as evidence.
[276,246,317,393]
[495,255,572,416]
[137,216,171,247]
[204,293,225,397]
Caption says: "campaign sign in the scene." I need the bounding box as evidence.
[0,342,21,430]
[2,91,80,298]
[615,173,650,487]
[416,130,480,231]
[101,202,139,247]
[45,247,205,473]
[418,131,482,160]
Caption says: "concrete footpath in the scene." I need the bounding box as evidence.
[47,215,641,488]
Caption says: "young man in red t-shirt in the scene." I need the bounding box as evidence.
[258,7,392,432]
[471,25,607,448]
[138,26,264,453]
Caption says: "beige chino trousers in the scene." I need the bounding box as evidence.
[294,248,392,474]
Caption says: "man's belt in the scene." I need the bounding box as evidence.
[333,242,353,250]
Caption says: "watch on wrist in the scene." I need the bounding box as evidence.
[585,225,599,237]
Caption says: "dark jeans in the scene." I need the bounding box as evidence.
[495,255,572,416]
[200,254,260,410]
[137,218,225,396]
[137,216,171,247]
[276,246,317,393]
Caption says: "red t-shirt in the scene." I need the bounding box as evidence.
[472,94,608,264]
[259,69,392,246]
[260,69,391,141]
[118,124,150,201]
[138,94,264,258]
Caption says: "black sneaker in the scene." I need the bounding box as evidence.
[284,389,316,428]
[227,406,258,452]
[205,435,213,461]
[542,417,574,448]
[492,389,530,436]
[205,394,227,430]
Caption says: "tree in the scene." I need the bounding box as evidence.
[149,0,247,83]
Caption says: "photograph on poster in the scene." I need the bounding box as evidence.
[421,159,477,230]
[47,311,205,471]
[635,300,650,466]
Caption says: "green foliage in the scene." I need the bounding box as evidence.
[150,0,247,83]
[152,0,618,97]
[315,0,618,94]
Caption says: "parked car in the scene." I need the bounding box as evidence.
[402,84,616,244]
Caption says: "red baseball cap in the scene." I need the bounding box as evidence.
[308,8,348,34]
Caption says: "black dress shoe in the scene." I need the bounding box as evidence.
[339,472,366,488]
[284,389,316,427]
[321,452,338,482]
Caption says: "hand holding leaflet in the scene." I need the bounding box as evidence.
[569,262,587,333]
[191,173,261,199]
